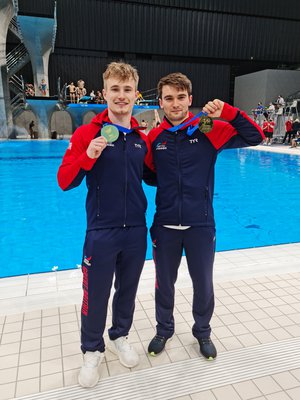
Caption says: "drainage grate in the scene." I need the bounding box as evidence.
[17,337,300,400]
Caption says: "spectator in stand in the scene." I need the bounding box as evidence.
[290,99,298,117]
[95,91,101,104]
[276,95,285,107]
[290,118,300,148]
[262,118,275,145]
[39,79,47,96]
[76,79,87,102]
[140,119,148,132]
[136,90,144,104]
[90,90,96,102]
[25,83,35,97]
[67,82,77,103]
[266,102,275,120]
[151,109,161,129]
[282,117,294,144]
[29,120,35,139]
[256,102,265,127]
[275,95,285,117]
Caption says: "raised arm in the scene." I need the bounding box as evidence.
[203,100,265,150]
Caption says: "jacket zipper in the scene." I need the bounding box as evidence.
[205,186,208,219]
[123,134,127,227]
[175,132,182,224]
[96,185,100,217]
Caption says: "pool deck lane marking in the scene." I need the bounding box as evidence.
[15,337,300,400]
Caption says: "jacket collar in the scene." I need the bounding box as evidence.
[160,111,199,131]
[91,108,140,130]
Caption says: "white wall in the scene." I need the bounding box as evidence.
[234,69,300,113]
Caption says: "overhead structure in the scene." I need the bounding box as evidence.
[18,10,56,99]
[0,0,15,138]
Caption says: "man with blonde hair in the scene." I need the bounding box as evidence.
[58,61,154,388]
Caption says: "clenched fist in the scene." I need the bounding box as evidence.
[202,99,224,118]
[86,136,108,159]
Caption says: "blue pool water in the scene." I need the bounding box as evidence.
[1,141,300,278]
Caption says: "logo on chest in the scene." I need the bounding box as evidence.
[156,141,167,151]
[134,143,142,149]
[189,138,198,144]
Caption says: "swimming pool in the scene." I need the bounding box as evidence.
[1,141,300,278]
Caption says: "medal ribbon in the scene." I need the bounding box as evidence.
[103,122,134,134]
[167,111,208,136]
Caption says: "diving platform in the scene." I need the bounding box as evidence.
[20,99,159,138]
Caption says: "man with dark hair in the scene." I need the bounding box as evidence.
[58,62,154,388]
[145,72,264,360]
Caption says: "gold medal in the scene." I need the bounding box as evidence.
[198,116,213,134]
[101,125,119,142]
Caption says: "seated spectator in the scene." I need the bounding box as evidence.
[290,118,300,147]
[95,90,104,104]
[290,132,300,148]
[25,83,35,96]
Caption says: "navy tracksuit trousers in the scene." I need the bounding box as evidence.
[150,225,216,340]
[80,226,147,353]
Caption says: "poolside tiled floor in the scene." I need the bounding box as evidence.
[0,243,300,400]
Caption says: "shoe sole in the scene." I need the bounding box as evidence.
[148,336,173,357]
[200,351,217,361]
[107,342,139,368]
[78,374,99,388]
[205,356,216,361]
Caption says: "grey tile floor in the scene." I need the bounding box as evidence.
[0,243,300,400]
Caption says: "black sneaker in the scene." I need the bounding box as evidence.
[148,335,171,356]
[198,337,217,360]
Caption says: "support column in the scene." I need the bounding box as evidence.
[18,15,55,97]
[0,0,14,138]
[26,99,57,138]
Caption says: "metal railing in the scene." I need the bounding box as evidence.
[6,43,29,76]
[9,74,24,94]
[10,92,26,117]
[141,87,158,100]
[9,16,22,40]
[12,0,18,14]
[51,1,57,52]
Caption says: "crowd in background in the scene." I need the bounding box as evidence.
[252,95,300,147]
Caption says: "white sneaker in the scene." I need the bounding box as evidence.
[108,336,139,368]
[78,351,104,388]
